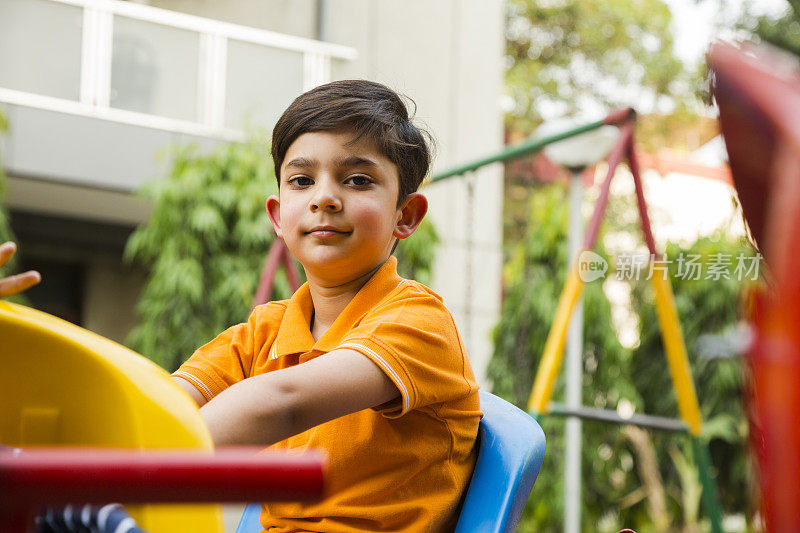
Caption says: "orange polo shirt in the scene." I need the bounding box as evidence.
[173,256,481,532]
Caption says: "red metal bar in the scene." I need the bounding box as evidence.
[603,107,636,126]
[252,240,286,309]
[253,240,303,309]
[0,447,325,530]
[281,243,302,292]
[627,134,658,257]
[583,121,634,250]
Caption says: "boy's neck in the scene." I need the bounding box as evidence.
[306,261,385,341]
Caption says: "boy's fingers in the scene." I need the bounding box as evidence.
[0,270,41,298]
[0,242,16,268]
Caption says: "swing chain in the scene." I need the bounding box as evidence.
[464,170,477,349]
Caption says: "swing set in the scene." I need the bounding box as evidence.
[428,107,724,531]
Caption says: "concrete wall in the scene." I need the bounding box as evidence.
[150,0,318,39]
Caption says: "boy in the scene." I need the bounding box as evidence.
[171,80,481,532]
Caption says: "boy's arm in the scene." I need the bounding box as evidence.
[171,376,209,407]
[199,348,399,446]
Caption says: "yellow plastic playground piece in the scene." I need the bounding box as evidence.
[0,301,223,532]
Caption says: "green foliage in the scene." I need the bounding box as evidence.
[631,236,759,522]
[489,184,640,531]
[395,217,439,286]
[0,109,19,275]
[0,110,28,306]
[505,0,694,134]
[741,0,800,57]
[126,139,439,372]
[489,185,757,529]
[125,141,281,371]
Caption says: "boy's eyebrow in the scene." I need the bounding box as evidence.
[285,157,317,169]
[284,155,378,170]
[334,155,379,168]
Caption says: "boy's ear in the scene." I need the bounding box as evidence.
[266,195,283,238]
[393,192,428,240]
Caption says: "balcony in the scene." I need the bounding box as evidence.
[0,0,356,193]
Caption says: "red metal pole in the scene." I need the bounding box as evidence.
[252,240,286,309]
[280,243,302,292]
[603,107,636,127]
[582,121,634,250]
[627,134,658,257]
[253,241,303,310]
[0,447,326,532]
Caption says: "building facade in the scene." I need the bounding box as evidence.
[0,0,505,384]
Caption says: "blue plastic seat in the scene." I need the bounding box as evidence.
[237,391,546,533]
[454,391,546,533]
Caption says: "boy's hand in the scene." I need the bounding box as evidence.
[0,242,41,298]
[199,348,400,446]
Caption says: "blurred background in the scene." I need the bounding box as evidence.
[0,0,795,530]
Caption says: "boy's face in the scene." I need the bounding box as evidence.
[266,130,426,285]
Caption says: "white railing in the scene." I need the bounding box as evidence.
[0,0,357,141]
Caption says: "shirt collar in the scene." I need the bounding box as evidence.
[273,256,405,358]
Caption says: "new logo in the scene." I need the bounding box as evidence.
[578,250,608,282]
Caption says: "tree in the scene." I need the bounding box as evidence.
[125,139,439,371]
[504,0,695,135]
[0,110,20,276]
[630,235,760,526]
[489,184,758,530]
[740,0,800,57]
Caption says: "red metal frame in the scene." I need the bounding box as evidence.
[582,120,633,250]
[252,240,302,309]
[710,41,800,531]
[0,447,325,532]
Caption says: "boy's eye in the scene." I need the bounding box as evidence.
[346,175,373,187]
[288,176,313,187]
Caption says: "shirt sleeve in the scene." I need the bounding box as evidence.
[172,302,283,401]
[336,288,478,418]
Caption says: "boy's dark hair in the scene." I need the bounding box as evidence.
[271,80,433,206]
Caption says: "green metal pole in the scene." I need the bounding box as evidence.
[692,436,724,533]
[427,119,607,184]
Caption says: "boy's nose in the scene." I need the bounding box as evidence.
[309,188,342,212]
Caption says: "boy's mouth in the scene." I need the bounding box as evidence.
[305,225,351,237]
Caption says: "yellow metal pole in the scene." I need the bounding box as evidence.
[650,274,703,435]
[528,263,585,412]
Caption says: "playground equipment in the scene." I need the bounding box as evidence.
[0,300,324,532]
[430,108,724,531]
[709,41,800,531]
[0,295,544,532]
[453,391,546,533]
[252,236,302,308]
[236,391,547,533]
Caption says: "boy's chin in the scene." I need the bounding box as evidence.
[300,253,387,283]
